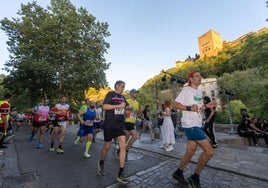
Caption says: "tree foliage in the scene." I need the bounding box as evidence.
[0,0,110,108]
[140,30,268,119]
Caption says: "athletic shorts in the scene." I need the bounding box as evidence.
[184,126,206,141]
[125,122,135,131]
[52,120,67,127]
[78,124,94,137]
[32,121,47,128]
[93,121,102,129]
[103,128,126,142]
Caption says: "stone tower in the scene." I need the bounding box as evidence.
[198,30,223,58]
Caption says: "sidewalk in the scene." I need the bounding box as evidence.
[129,132,268,182]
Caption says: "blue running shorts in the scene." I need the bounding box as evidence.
[184,127,206,141]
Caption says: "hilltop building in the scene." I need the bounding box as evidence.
[197,27,268,59]
[198,30,223,58]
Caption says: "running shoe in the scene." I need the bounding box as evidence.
[212,144,218,150]
[29,135,34,142]
[0,145,7,148]
[57,148,64,154]
[172,172,189,187]
[36,143,42,148]
[117,149,120,158]
[73,138,79,146]
[188,176,201,188]
[5,134,15,142]
[49,147,55,152]
[83,153,91,158]
[117,174,129,184]
[98,162,105,176]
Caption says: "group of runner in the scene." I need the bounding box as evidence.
[28,96,103,156]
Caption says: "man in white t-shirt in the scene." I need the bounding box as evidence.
[172,71,216,188]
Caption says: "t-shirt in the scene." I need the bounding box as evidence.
[125,98,139,124]
[94,107,102,123]
[174,86,203,128]
[103,91,127,129]
[53,103,70,121]
[32,104,50,123]
[79,104,87,113]
[82,108,96,126]
[0,100,10,127]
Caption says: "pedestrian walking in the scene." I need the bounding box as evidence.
[160,102,175,151]
[202,96,217,149]
[139,105,154,141]
[98,80,129,184]
[172,71,216,188]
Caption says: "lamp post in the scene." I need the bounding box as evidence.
[155,81,159,111]
[219,87,235,134]
[161,70,186,99]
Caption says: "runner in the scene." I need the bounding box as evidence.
[98,80,129,184]
[92,102,103,143]
[0,93,13,148]
[74,100,96,158]
[120,88,140,160]
[29,98,50,149]
[49,96,71,154]
[172,71,216,187]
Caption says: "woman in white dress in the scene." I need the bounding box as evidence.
[161,105,176,151]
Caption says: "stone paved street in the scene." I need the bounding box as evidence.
[0,125,268,188]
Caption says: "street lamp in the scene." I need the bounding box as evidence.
[219,87,235,134]
[155,81,159,111]
[161,71,186,99]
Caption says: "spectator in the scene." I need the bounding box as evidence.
[160,103,175,151]
[249,118,268,147]
[139,105,154,141]
[237,119,258,146]
[202,96,217,149]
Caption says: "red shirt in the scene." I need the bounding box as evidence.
[0,101,10,127]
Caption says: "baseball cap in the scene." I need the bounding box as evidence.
[130,89,139,94]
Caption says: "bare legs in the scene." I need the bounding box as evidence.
[139,122,154,140]
[178,139,214,175]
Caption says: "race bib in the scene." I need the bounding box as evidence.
[38,116,46,121]
[58,121,66,126]
[114,108,125,115]
[85,120,93,126]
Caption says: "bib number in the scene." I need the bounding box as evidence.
[114,108,125,115]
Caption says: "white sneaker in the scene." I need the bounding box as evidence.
[165,145,174,152]
[83,153,91,158]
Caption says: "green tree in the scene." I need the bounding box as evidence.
[218,68,268,108]
[216,100,247,124]
[0,0,110,106]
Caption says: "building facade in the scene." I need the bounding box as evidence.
[198,30,223,58]
[198,78,221,111]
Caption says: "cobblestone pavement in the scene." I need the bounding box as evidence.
[107,147,268,188]
[104,132,268,188]
[1,126,268,188]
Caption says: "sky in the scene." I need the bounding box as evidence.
[0,0,267,91]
